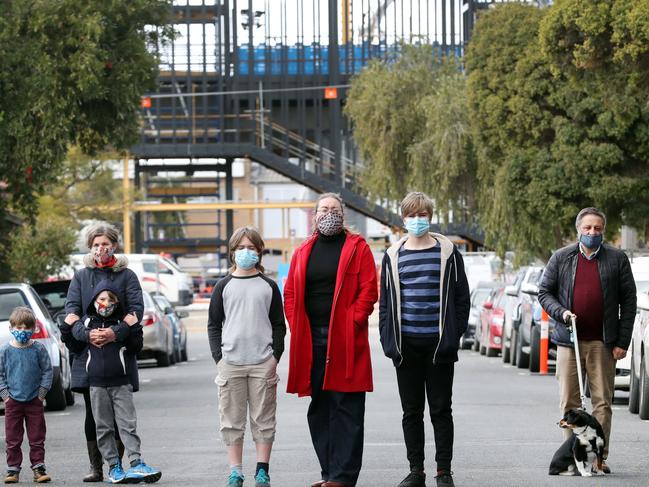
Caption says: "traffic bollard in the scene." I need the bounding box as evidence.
[540,308,549,374]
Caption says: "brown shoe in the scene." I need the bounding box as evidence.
[324,482,347,487]
[311,481,326,487]
[3,471,19,484]
[32,467,51,483]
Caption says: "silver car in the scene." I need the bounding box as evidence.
[0,283,73,411]
[138,291,175,367]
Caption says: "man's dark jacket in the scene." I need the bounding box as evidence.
[538,243,636,349]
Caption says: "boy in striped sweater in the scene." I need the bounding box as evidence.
[379,192,470,487]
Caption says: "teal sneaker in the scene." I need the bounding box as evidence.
[108,464,127,484]
[254,468,270,487]
[124,461,161,483]
[227,470,245,487]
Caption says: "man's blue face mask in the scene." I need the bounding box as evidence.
[579,233,603,250]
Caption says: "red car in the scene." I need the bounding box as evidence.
[478,286,505,357]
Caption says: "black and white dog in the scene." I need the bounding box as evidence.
[548,409,606,477]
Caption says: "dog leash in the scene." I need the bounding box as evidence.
[569,316,588,410]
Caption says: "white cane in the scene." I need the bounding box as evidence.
[569,316,588,410]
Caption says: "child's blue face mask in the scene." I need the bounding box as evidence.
[11,329,33,344]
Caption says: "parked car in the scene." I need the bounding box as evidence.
[501,266,544,364]
[462,281,500,350]
[618,258,649,394]
[0,283,73,411]
[477,285,506,357]
[152,293,189,363]
[527,298,557,373]
[629,292,649,417]
[511,267,545,370]
[138,291,175,367]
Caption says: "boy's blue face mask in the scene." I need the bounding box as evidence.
[234,249,259,271]
[11,329,34,344]
[404,216,430,238]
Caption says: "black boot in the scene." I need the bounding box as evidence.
[83,441,103,482]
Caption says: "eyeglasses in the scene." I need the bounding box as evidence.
[317,207,342,215]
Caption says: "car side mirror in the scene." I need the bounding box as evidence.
[483,301,493,310]
[521,283,539,296]
[505,285,518,297]
[176,310,189,319]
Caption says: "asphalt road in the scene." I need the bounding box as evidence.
[2,309,648,486]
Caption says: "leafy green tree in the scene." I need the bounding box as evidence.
[345,45,476,222]
[466,2,649,259]
[0,0,173,220]
[2,216,77,283]
[0,0,173,279]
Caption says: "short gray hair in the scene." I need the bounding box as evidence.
[575,207,606,231]
[85,222,121,249]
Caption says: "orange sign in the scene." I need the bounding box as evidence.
[324,87,338,99]
[140,97,152,109]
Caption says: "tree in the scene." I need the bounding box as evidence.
[466,2,649,259]
[2,215,77,283]
[0,0,173,221]
[0,0,173,279]
[345,45,476,222]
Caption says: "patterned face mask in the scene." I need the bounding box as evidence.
[11,329,34,344]
[317,211,344,236]
[94,301,116,318]
[93,246,115,264]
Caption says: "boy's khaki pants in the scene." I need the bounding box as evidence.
[556,341,616,458]
[215,356,279,445]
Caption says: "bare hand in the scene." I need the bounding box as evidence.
[101,328,117,344]
[64,313,80,325]
[123,313,139,326]
[89,329,106,348]
[562,310,576,324]
[612,347,627,360]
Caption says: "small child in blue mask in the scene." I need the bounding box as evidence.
[0,306,53,483]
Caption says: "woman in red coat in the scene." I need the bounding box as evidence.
[284,192,378,487]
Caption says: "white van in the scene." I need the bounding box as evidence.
[126,254,194,306]
[67,254,194,306]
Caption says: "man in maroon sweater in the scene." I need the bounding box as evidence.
[538,207,636,474]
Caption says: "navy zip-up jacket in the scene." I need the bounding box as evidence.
[72,280,142,390]
[379,234,470,366]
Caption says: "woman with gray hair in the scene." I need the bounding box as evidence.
[59,222,143,482]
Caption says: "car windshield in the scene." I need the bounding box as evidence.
[0,290,29,321]
[472,288,492,307]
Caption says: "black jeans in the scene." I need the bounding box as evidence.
[396,336,455,472]
[307,345,365,486]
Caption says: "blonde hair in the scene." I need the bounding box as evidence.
[9,307,36,329]
[400,192,434,218]
[228,226,265,273]
[86,222,121,249]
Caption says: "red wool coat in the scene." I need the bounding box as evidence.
[284,232,378,396]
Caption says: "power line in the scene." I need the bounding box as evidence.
[146,83,352,99]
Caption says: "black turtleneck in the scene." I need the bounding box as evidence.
[305,231,346,344]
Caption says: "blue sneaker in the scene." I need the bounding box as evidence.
[227,470,245,487]
[108,464,127,484]
[124,461,161,484]
[254,468,270,487]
